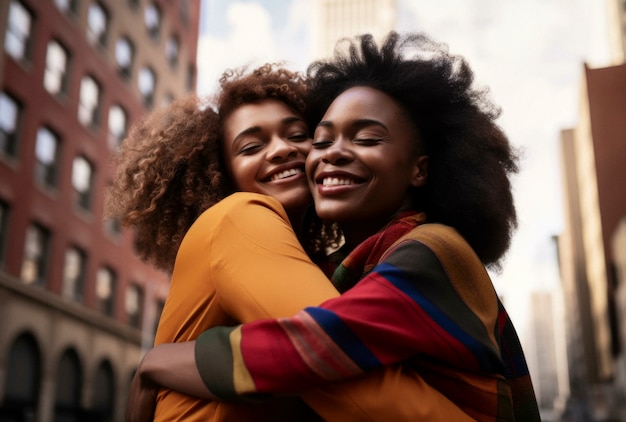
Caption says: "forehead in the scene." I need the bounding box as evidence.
[223,99,303,137]
[321,86,405,123]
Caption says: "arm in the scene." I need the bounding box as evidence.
[194,239,504,396]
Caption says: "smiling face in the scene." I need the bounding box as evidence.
[223,99,312,217]
[307,86,428,244]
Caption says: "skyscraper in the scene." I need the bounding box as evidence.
[311,0,396,59]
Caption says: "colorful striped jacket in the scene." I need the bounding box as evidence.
[195,212,540,421]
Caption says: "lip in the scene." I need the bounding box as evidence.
[261,162,307,183]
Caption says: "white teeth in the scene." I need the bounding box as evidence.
[322,177,355,186]
[270,168,301,181]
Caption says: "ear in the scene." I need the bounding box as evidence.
[410,155,429,187]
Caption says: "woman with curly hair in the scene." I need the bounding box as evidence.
[113,64,455,421]
[129,32,541,421]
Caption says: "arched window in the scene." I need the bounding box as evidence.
[89,361,115,422]
[54,349,83,421]
[1,333,41,420]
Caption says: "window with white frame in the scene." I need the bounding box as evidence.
[86,2,108,47]
[21,223,50,286]
[96,266,116,315]
[165,35,179,68]
[54,0,76,16]
[72,156,94,211]
[34,127,60,188]
[4,1,32,61]
[144,3,161,39]
[62,246,86,302]
[107,104,127,149]
[0,92,21,157]
[138,66,156,107]
[44,40,69,96]
[78,75,100,127]
[115,37,133,77]
[126,283,143,328]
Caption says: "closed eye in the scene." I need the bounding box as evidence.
[287,132,310,142]
[239,143,264,155]
[354,138,388,146]
[312,139,333,149]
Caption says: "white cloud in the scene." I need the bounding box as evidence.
[196,2,280,96]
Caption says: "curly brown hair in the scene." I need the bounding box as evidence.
[105,64,311,273]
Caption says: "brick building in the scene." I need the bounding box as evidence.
[0,1,199,420]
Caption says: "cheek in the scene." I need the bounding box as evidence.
[228,159,256,190]
[305,151,321,179]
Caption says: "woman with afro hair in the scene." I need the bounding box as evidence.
[113,64,457,421]
[128,32,541,421]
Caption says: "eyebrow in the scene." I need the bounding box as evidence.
[232,116,307,144]
[317,118,389,131]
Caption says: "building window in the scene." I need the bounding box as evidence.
[126,283,143,328]
[0,92,21,157]
[54,349,82,421]
[44,40,69,96]
[86,2,108,47]
[138,66,156,107]
[61,246,86,302]
[165,35,179,68]
[115,37,134,77]
[4,333,41,416]
[72,156,94,211]
[186,63,195,92]
[89,361,114,421]
[4,1,33,61]
[54,0,76,16]
[104,216,121,237]
[21,223,50,286]
[78,75,100,127]
[144,3,161,39]
[34,127,60,188]
[107,104,127,149]
[0,200,9,267]
[96,266,116,315]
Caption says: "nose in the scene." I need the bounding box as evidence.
[321,139,353,165]
[267,136,298,161]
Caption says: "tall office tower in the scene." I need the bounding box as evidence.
[0,1,199,420]
[311,0,396,59]
[607,0,626,64]
[525,291,565,419]
[557,61,626,421]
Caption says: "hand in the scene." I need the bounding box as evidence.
[125,358,159,422]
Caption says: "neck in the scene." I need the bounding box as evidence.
[340,219,387,252]
[341,203,418,251]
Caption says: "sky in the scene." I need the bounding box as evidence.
[195,0,613,334]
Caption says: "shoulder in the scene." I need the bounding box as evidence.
[382,223,497,317]
[196,192,288,225]
[386,223,478,266]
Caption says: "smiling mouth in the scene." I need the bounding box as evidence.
[269,168,303,182]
